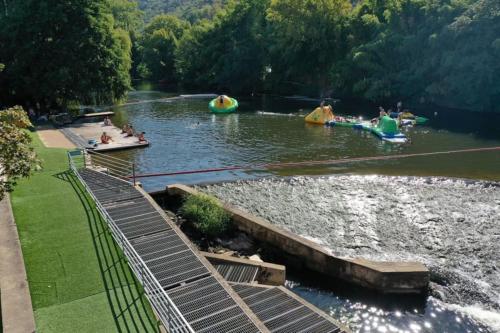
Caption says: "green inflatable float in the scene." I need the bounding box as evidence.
[209,95,238,114]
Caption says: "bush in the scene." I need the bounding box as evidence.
[179,193,231,237]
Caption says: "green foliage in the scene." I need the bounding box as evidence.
[0,0,132,108]
[107,0,143,32]
[176,0,270,92]
[180,193,231,237]
[0,106,40,200]
[138,14,190,81]
[137,0,229,23]
[266,0,351,95]
[2,0,499,112]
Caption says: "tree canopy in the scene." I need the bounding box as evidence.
[0,107,40,200]
[1,0,498,112]
[0,0,133,109]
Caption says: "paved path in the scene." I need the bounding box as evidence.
[0,194,36,333]
[37,126,76,149]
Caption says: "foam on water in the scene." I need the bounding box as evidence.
[202,175,500,332]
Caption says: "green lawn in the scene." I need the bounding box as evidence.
[10,131,159,332]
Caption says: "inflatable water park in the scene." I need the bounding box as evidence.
[305,103,428,143]
[209,95,238,113]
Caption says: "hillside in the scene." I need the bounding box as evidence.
[137,0,228,22]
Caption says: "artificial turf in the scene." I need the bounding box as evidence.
[10,131,159,332]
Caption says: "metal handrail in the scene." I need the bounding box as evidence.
[68,150,194,333]
[84,150,136,185]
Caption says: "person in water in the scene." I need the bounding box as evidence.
[218,95,224,106]
[372,106,386,124]
[100,132,112,144]
[397,101,403,113]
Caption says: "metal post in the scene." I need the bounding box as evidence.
[132,163,136,186]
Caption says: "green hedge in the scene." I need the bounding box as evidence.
[180,193,231,237]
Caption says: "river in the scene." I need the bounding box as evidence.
[106,86,500,332]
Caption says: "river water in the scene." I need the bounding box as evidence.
[107,87,500,332]
[202,176,500,333]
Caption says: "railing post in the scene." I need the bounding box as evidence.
[132,163,136,186]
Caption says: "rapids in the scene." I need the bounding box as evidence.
[202,175,500,332]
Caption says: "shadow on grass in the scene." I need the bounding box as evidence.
[58,170,160,333]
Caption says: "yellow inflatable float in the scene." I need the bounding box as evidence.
[305,105,334,124]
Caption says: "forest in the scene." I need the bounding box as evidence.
[0,0,499,112]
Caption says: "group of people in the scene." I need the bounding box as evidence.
[99,117,147,145]
[371,101,407,125]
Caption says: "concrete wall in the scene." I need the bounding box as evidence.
[167,184,430,294]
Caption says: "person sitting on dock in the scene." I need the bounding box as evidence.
[103,116,112,126]
[121,124,130,134]
[126,125,135,137]
[137,132,147,143]
[100,132,112,144]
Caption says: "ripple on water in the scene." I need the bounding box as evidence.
[201,175,500,332]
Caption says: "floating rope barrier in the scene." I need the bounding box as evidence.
[131,146,500,179]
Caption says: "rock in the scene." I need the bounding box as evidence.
[217,233,254,252]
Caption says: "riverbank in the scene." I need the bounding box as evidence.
[8,131,159,332]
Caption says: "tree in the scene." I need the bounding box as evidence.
[175,0,270,92]
[266,0,352,95]
[0,107,40,201]
[424,0,500,111]
[0,0,132,109]
[138,14,189,82]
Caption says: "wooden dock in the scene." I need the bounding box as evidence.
[80,111,115,118]
[61,120,149,152]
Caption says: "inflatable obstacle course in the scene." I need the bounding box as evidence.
[360,116,407,143]
[305,106,334,124]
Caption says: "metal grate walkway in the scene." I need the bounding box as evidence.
[73,166,264,332]
[213,263,260,284]
[231,283,349,333]
[69,150,351,333]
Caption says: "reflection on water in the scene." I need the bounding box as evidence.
[107,91,500,190]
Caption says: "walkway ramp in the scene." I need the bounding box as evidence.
[231,283,349,333]
[213,262,260,284]
[73,165,265,332]
[69,150,351,333]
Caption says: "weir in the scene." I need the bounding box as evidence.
[167,184,430,294]
[68,149,350,333]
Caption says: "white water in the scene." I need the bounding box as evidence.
[202,175,500,332]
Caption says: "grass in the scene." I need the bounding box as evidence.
[10,131,159,332]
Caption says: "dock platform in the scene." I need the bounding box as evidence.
[61,120,149,152]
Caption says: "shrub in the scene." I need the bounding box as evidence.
[179,193,231,237]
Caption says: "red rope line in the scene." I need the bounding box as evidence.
[130,146,500,179]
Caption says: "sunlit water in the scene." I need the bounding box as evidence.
[202,176,500,332]
[109,90,500,189]
[106,88,500,332]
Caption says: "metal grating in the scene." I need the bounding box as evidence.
[214,263,259,283]
[232,283,349,333]
[71,165,263,333]
[74,162,349,333]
